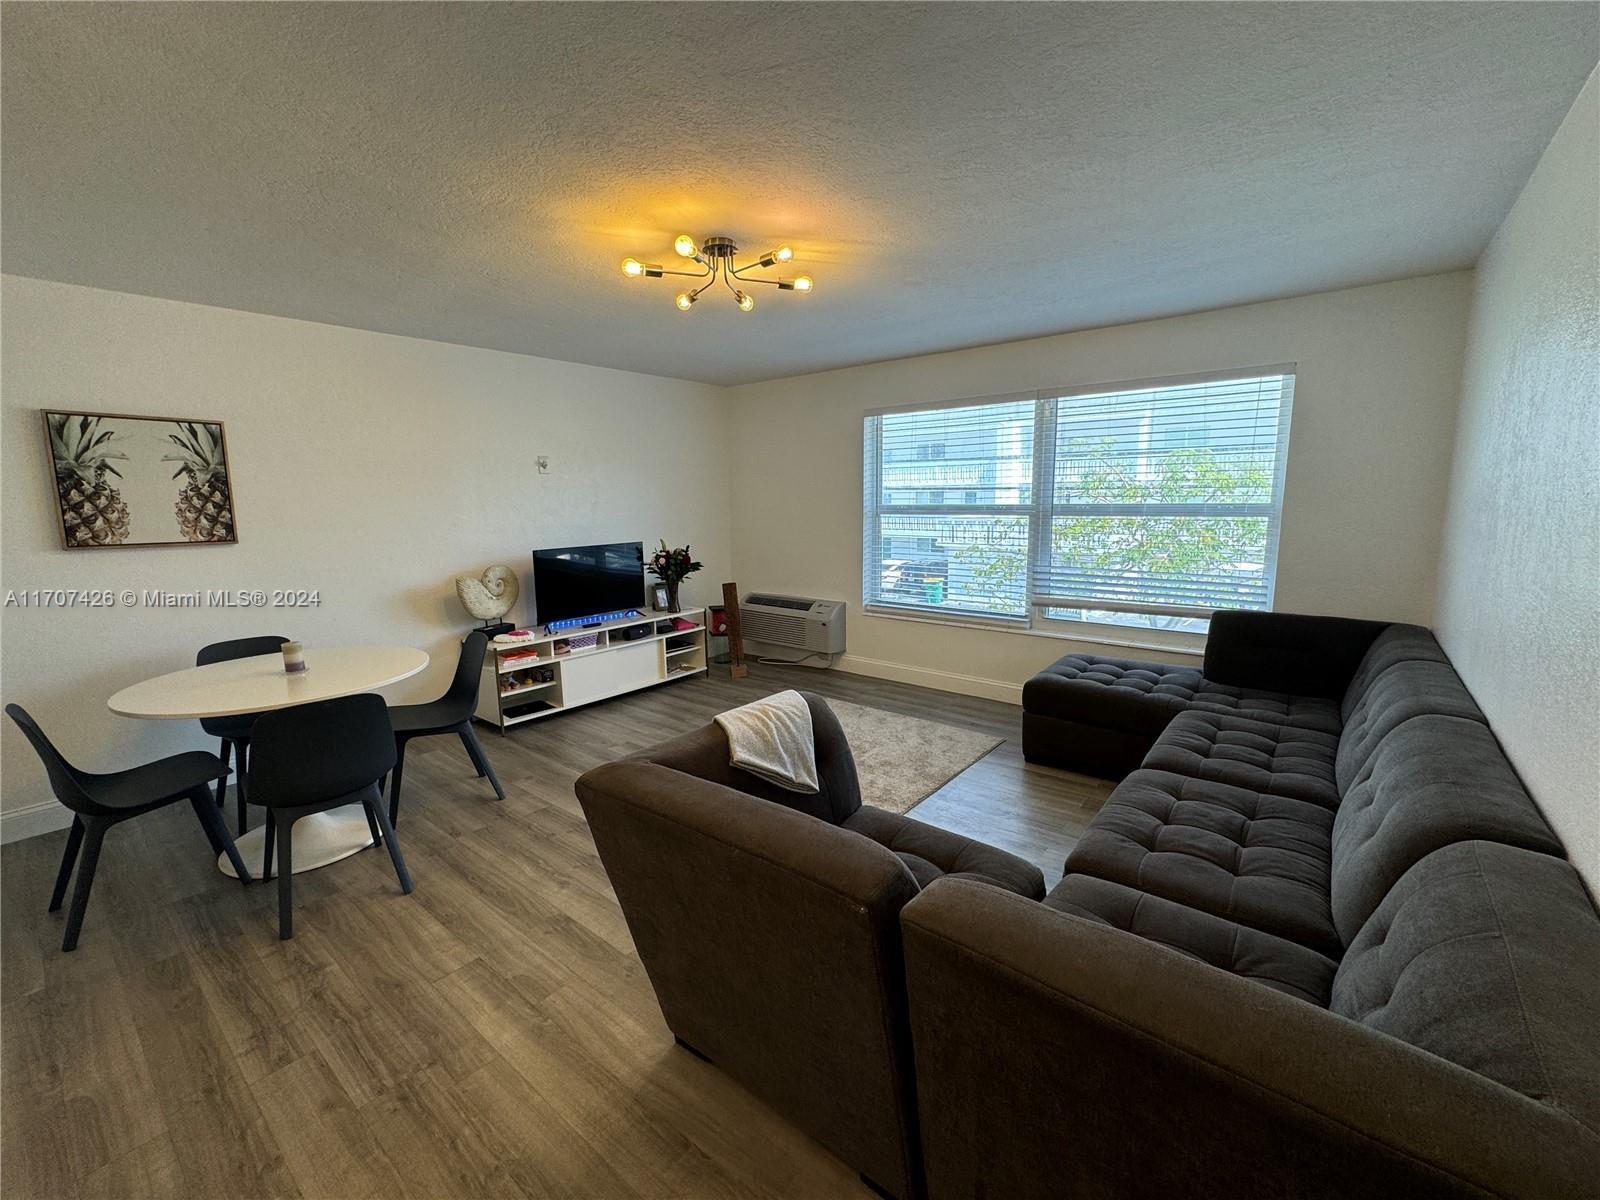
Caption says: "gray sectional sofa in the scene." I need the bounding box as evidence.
[578,613,1599,1199]
[908,612,1600,1198]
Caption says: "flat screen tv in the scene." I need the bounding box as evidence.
[531,541,645,626]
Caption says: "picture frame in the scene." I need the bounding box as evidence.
[651,583,670,610]
[42,410,239,549]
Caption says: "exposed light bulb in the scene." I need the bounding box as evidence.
[674,291,696,311]
[736,290,755,313]
[674,234,698,258]
[793,274,814,293]
[621,258,645,278]
[774,245,794,263]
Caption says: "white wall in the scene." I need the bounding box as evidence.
[0,275,731,838]
[1435,72,1600,892]
[726,273,1472,701]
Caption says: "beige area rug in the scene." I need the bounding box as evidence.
[825,699,1004,815]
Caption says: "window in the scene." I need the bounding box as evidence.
[863,368,1295,634]
[863,397,1034,619]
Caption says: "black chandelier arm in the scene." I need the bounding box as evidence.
[729,259,774,279]
[729,272,785,288]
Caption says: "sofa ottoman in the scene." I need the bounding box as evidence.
[1021,653,1203,775]
[1022,612,1386,777]
[1021,652,1344,777]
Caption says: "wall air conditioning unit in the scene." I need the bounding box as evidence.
[741,594,847,655]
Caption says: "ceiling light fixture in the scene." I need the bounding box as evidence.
[620,234,815,313]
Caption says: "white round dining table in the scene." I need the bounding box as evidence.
[107,645,429,878]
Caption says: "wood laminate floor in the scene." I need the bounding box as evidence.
[1,664,1113,1200]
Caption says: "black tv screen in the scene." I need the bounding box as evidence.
[532,542,644,626]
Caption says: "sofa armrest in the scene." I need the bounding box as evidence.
[629,690,863,823]
[1203,610,1388,699]
[842,805,1046,899]
[900,877,1600,1200]
[574,759,921,1198]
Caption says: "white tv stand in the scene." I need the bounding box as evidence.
[474,607,708,732]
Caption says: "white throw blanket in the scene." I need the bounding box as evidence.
[714,689,820,793]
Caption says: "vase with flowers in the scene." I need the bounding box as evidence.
[648,540,703,613]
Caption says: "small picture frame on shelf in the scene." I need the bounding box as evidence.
[650,583,670,610]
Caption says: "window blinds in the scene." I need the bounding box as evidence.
[862,396,1036,619]
[1032,371,1295,617]
[863,368,1295,625]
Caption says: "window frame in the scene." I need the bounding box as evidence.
[862,365,1296,637]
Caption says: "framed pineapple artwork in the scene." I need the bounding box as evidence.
[42,410,239,548]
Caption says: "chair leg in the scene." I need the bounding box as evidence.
[275,812,295,940]
[190,787,252,884]
[262,812,276,881]
[215,739,232,808]
[48,817,86,913]
[458,729,486,777]
[61,818,109,952]
[366,797,413,895]
[189,790,224,855]
[235,741,250,835]
[462,724,506,801]
[362,802,383,847]
[388,744,407,828]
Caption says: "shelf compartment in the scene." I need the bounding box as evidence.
[498,680,559,700]
[497,654,548,674]
[503,699,561,724]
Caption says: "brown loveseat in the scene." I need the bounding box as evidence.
[574,693,1043,1200]
[905,614,1600,1198]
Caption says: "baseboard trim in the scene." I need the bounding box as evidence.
[833,654,1023,705]
[1,799,74,845]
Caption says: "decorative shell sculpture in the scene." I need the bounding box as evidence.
[455,565,520,622]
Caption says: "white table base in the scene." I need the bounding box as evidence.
[217,803,375,878]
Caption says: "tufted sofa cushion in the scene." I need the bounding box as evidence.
[1022,650,1342,778]
[1183,681,1342,733]
[1340,623,1452,723]
[1328,715,1564,945]
[1332,841,1600,1131]
[1063,769,1341,954]
[842,804,1047,900]
[1020,654,1202,731]
[1044,873,1337,1005]
[1143,711,1340,810]
[1334,659,1486,791]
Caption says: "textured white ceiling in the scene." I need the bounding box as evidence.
[3,2,1596,385]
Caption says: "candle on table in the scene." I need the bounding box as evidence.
[281,641,306,673]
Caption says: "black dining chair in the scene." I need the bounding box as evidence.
[196,635,289,835]
[5,703,252,952]
[249,693,412,940]
[384,630,504,826]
